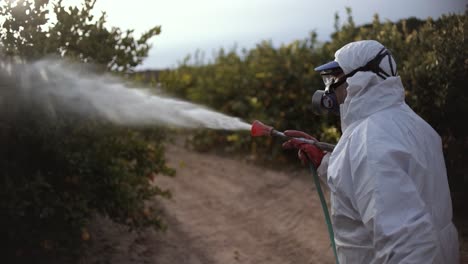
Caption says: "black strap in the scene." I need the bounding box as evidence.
[345,48,396,80]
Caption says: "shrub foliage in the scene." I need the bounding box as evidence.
[0,0,173,262]
[158,10,467,189]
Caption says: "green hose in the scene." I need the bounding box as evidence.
[308,163,339,264]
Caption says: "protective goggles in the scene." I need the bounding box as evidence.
[311,69,345,115]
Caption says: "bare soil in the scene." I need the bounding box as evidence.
[81,143,334,264]
[80,143,467,264]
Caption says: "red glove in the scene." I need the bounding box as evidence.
[282,130,325,168]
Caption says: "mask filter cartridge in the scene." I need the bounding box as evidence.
[312,90,339,115]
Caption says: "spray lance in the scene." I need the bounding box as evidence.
[250,120,335,152]
[250,120,339,264]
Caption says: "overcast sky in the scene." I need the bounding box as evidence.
[65,0,465,69]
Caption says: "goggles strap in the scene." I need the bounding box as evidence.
[345,48,395,80]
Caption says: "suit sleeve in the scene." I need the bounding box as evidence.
[317,152,331,182]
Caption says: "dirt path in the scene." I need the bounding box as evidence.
[82,143,334,264]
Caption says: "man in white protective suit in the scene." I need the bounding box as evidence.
[282,40,459,263]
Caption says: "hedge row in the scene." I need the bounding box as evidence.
[157,10,466,191]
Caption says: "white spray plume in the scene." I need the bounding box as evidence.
[0,58,251,130]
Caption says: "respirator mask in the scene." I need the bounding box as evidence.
[311,47,396,116]
[311,67,345,116]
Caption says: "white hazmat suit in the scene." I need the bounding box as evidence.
[318,40,459,263]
